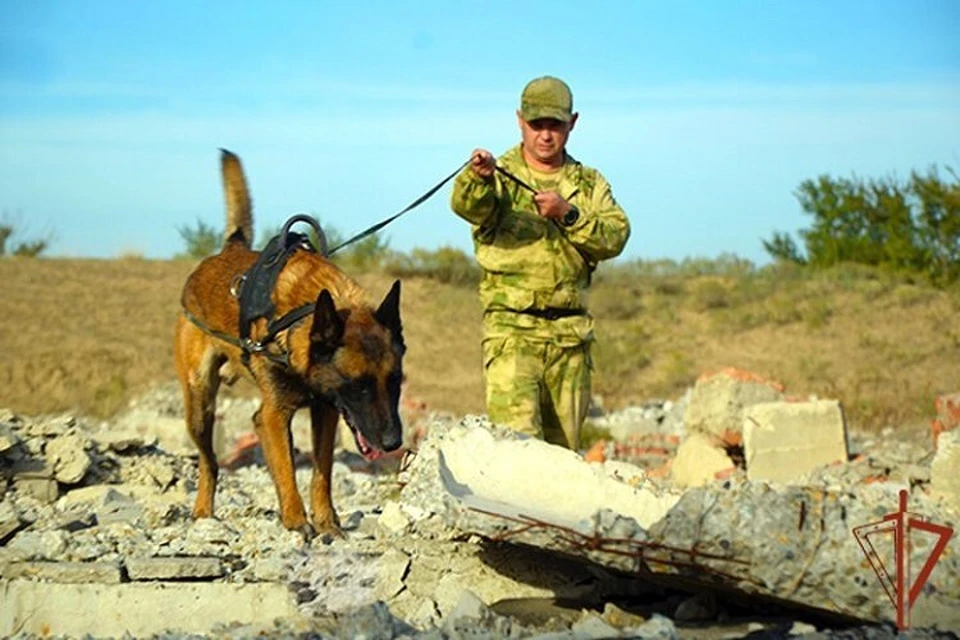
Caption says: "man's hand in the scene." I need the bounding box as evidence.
[469,149,496,179]
[534,191,573,221]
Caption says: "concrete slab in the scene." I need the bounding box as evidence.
[437,424,680,532]
[0,580,303,637]
[0,561,122,584]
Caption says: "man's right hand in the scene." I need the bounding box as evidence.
[470,149,496,179]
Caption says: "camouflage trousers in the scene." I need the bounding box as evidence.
[482,335,591,450]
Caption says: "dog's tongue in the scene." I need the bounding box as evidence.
[356,432,384,461]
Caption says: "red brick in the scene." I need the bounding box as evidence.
[584,439,607,463]
[713,467,737,480]
[932,392,960,448]
[698,366,786,393]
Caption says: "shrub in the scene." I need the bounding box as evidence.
[0,213,52,257]
[385,246,481,286]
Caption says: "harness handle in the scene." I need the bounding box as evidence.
[279,213,328,257]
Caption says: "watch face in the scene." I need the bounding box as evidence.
[563,208,579,225]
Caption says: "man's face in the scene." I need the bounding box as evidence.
[517,112,578,167]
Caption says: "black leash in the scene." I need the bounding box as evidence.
[496,161,580,201]
[328,154,584,257]
[495,165,537,194]
[327,158,471,256]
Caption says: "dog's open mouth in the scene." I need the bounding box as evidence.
[342,409,385,461]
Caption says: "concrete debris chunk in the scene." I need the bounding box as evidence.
[91,430,158,453]
[570,612,622,639]
[1,560,122,584]
[930,429,960,512]
[374,547,410,601]
[743,399,848,483]
[0,421,21,453]
[377,499,411,536]
[684,368,784,445]
[669,433,735,488]
[0,499,24,541]
[94,487,144,525]
[5,529,69,561]
[46,433,92,484]
[13,476,59,503]
[125,556,225,581]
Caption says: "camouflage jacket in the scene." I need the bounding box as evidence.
[450,144,630,344]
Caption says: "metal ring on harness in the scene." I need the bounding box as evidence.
[229,273,246,299]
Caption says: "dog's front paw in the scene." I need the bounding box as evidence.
[317,523,346,545]
[295,523,316,543]
[313,513,345,544]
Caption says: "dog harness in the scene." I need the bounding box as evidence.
[182,214,327,369]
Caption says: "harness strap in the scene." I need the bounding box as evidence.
[181,307,292,367]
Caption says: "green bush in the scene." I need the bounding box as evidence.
[385,246,481,286]
[0,214,52,257]
[175,219,220,259]
[765,166,960,284]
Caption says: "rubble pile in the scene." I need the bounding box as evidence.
[2,371,959,638]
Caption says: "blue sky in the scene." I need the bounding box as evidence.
[1,1,958,264]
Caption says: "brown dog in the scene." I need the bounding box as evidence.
[174,150,404,539]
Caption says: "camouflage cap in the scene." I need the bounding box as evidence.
[520,76,573,123]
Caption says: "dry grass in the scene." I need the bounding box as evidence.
[1,257,956,431]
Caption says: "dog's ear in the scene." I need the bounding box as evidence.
[310,289,344,358]
[375,280,403,345]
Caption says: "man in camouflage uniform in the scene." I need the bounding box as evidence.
[450,76,630,450]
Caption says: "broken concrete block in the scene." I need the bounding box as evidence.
[0,421,21,454]
[374,547,410,601]
[377,500,411,536]
[0,500,23,542]
[743,400,848,484]
[4,529,68,560]
[125,556,225,581]
[571,612,621,639]
[1,560,122,584]
[670,433,736,489]
[46,433,91,484]
[684,368,784,445]
[931,430,960,512]
[91,430,158,453]
[94,488,145,525]
[445,589,488,622]
[14,476,59,503]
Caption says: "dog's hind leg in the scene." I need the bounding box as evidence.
[308,402,343,539]
[177,340,224,519]
[255,400,312,537]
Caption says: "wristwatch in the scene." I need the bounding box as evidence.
[561,206,580,227]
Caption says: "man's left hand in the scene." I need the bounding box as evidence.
[533,192,572,221]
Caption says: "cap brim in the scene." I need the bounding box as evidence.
[521,106,572,123]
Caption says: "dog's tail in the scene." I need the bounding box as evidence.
[220,148,253,248]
